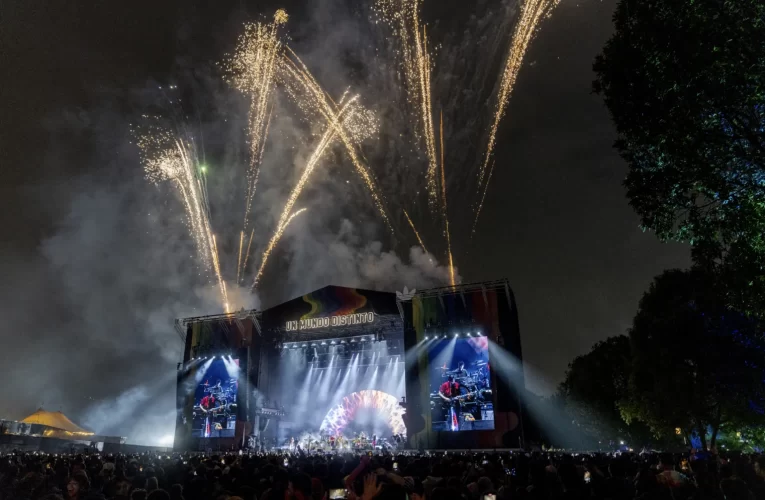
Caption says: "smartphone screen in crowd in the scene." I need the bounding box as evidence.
[329,489,346,499]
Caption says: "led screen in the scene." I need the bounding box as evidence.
[428,337,494,431]
[191,358,239,438]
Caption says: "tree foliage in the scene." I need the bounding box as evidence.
[621,268,765,449]
[560,337,630,443]
[593,0,765,316]
[560,336,652,448]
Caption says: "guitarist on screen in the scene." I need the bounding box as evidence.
[200,393,216,412]
[439,375,462,430]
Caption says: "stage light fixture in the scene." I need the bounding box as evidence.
[330,340,336,344]
[321,341,327,345]
[425,336,429,340]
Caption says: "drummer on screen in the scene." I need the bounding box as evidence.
[455,361,468,379]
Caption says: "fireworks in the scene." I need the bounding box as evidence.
[474,0,561,232]
[252,91,378,288]
[252,208,308,287]
[136,124,230,312]
[439,111,455,287]
[282,50,392,233]
[241,228,255,283]
[374,0,439,213]
[236,230,245,284]
[403,209,430,260]
[225,10,287,236]
[135,1,560,309]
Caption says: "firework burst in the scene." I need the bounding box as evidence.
[374,0,439,213]
[135,0,560,309]
[281,50,392,233]
[135,123,230,312]
[225,10,288,239]
[474,0,561,232]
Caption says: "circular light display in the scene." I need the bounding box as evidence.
[320,389,406,436]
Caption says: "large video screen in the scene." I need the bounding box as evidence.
[192,358,239,438]
[429,337,494,431]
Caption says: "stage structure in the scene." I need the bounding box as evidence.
[174,280,523,451]
[173,309,260,451]
[397,279,525,449]
[174,286,406,451]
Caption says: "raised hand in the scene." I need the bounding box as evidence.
[361,473,382,500]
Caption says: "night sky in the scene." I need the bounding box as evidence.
[1,0,689,442]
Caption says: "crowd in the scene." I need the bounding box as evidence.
[1,448,765,500]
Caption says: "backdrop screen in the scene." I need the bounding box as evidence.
[428,337,494,431]
[191,358,239,438]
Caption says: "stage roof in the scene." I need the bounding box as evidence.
[21,409,93,435]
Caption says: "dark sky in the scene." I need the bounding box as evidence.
[1,0,688,441]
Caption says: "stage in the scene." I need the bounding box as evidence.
[173,281,524,451]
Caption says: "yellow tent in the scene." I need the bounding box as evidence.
[21,409,93,436]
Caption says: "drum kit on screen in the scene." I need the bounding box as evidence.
[192,378,238,417]
[431,361,493,412]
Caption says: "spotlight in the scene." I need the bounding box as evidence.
[425,336,429,340]
[341,340,347,344]
[321,341,327,345]
[350,339,356,343]
[330,340,336,344]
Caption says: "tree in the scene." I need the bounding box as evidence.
[621,268,765,449]
[593,0,765,316]
[560,336,651,448]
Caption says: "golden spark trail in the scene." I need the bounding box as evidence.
[375,0,439,212]
[440,111,455,287]
[250,98,357,289]
[282,51,393,232]
[403,209,431,260]
[252,208,308,287]
[227,10,288,232]
[137,128,229,310]
[240,228,255,283]
[474,0,560,231]
[420,27,438,212]
[236,230,244,284]
[211,234,230,313]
